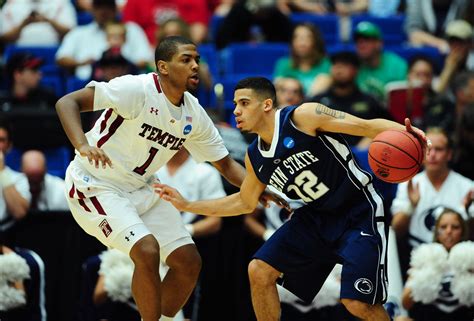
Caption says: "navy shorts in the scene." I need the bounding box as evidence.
[254,197,388,305]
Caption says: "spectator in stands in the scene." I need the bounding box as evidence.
[310,51,390,147]
[435,20,473,95]
[368,0,401,17]
[21,150,69,212]
[333,0,368,16]
[401,208,474,321]
[156,147,226,321]
[274,77,304,108]
[273,23,331,97]
[215,0,293,49]
[77,0,128,13]
[391,128,474,248]
[92,47,138,82]
[123,0,211,46]
[0,53,57,112]
[0,0,77,46]
[0,118,30,232]
[157,17,212,92]
[105,21,127,49]
[452,71,474,124]
[276,0,331,15]
[452,104,474,180]
[56,0,152,80]
[354,21,408,101]
[405,0,469,53]
[407,56,456,133]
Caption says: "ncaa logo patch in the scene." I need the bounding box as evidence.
[283,137,295,149]
[183,124,192,135]
[354,278,373,294]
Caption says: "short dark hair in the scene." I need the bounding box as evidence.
[154,36,195,63]
[235,77,276,106]
[92,0,116,8]
[408,55,436,73]
[330,51,359,67]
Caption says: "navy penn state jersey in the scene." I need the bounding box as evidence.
[248,105,377,216]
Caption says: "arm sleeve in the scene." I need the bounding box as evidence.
[86,75,145,119]
[13,171,32,202]
[404,0,425,34]
[124,22,154,62]
[55,29,78,59]
[184,108,229,163]
[390,182,411,214]
[55,2,78,29]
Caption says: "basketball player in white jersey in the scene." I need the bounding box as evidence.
[55,36,283,321]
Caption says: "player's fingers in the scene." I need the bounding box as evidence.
[404,118,412,132]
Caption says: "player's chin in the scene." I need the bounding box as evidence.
[187,78,199,91]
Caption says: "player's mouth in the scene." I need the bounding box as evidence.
[189,74,199,85]
[235,119,243,129]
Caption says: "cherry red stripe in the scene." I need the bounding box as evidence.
[99,109,113,134]
[97,115,124,148]
[90,197,106,215]
[78,199,91,212]
[69,184,75,198]
[153,74,162,93]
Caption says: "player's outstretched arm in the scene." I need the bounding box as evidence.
[56,88,112,168]
[155,154,266,216]
[293,103,430,150]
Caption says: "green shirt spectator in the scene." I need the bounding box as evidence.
[357,51,408,100]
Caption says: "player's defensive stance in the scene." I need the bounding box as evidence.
[156,77,430,321]
[56,37,264,321]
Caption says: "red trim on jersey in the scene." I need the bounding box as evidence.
[152,73,162,93]
[97,115,124,148]
[69,184,75,198]
[76,189,86,199]
[99,109,113,134]
[90,196,106,215]
[78,199,91,212]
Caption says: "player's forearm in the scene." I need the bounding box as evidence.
[56,95,89,150]
[213,156,246,188]
[362,118,405,138]
[184,193,255,217]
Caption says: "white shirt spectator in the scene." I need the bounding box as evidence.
[35,173,69,211]
[156,157,226,224]
[56,21,153,79]
[0,0,77,46]
[0,167,31,231]
[391,170,474,247]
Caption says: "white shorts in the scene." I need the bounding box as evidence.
[65,162,193,261]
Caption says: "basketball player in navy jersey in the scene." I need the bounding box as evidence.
[156,77,430,321]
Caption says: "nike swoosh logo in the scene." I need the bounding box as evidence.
[258,165,263,172]
[360,231,372,237]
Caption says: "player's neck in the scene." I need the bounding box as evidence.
[160,80,184,107]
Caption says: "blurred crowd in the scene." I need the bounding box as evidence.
[0,0,473,320]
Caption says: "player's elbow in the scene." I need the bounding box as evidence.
[240,197,258,214]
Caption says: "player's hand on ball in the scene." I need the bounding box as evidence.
[260,189,292,212]
[404,118,431,156]
[78,144,113,169]
[154,183,189,211]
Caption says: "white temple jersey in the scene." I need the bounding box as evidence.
[71,73,229,192]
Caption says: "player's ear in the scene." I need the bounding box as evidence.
[156,60,169,75]
[263,98,273,111]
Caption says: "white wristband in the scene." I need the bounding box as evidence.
[0,169,14,187]
[405,203,415,217]
[263,229,275,241]
[185,224,194,236]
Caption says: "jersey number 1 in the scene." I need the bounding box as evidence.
[287,170,329,202]
[133,147,158,175]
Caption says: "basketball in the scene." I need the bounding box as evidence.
[368,130,423,183]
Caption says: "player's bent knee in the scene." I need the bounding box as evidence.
[248,259,280,285]
[340,298,372,317]
[129,234,160,266]
[167,244,202,277]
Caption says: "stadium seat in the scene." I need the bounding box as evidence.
[209,15,225,43]
[223,43,289,78]
[66,77,89,94]
[77,11,94,25]
[290,13,340,45]
[40,76,64,97]
[198,44,220,79]
[351,14,407,46]
[3,45,63,80]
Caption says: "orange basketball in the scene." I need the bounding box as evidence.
[368,130,423,183]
